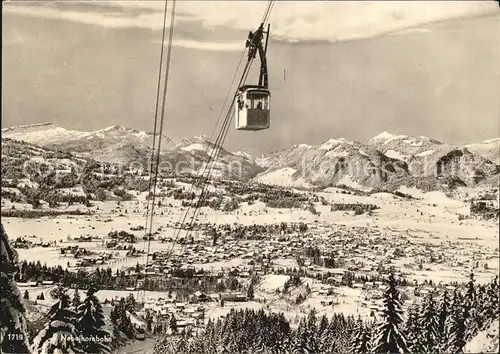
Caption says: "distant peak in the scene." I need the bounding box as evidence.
[99,125,137,133]
[102,125,121,132]
[234,150,253,159]
[369,131,405,142]
[2,122,55,132]
[482,137,500,144]
[368,131,442,145]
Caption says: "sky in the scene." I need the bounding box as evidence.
[2,0,500,155]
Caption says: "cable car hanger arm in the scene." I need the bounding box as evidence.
[245,23,270,90]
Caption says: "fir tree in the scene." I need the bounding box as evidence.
[247,282,255,300]
[125,293,137,312]
[76,286,111,353]
[370,273,408,353]
[72,288,81,309]
[304,308,320,353]
[292,317,308,354]
[350,316,371,353]
[110,325,122,350]
[481,276,499,328]
[0,223,32,354]
[145,310,153,331]
[32,286,83,354]
[464,272,476,313]
[419,291,440,352]
[110,298,134,339]
[404,301,423,353]
[318,314,328,337]
[170,314,178,334]
[176,330,191,353]
[464,273,480,340]
[447,289,466,353]
[321,316,339,353]
[154,334,177,354]
[437,289,451,350]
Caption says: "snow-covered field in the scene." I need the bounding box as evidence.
[255,167,312,188]
[4,183,499,323]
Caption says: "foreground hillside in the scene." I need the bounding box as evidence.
[465,318,500,353]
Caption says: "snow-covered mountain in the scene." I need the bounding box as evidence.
[255,132,499,190]
[255,137,410,189]
[2,123,173,154]
[2,124,263,180]
[234,150,254,161]
[3,124,498,188]
[366,132,499,185]
[465,137,500,165]
[367,131,443,161]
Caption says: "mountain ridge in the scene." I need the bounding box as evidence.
[2,125,498,189]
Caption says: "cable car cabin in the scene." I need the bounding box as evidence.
[235,86,270,131]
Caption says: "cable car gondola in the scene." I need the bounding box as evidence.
[235,24,271,131]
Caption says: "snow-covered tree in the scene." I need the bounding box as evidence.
[110,298,134,339]
[464,273,481,340]
[76,286,111,353]
[247,282,255,300]
[480,276,499,328]
[110,325,122,350]
[370,273,408,353]
[419,291,440,352]
[0,223,31,354]
[72,288,81,309]
[154,334,177,354]
[437,289,451,350]
[32,286,83,354]
[447,289,466,353]
[464,273,476,313]
[292,317,308,354]
[350,316,371,353]
[318,314,328,337]
[169,314,178,334]
[405,301,423,353]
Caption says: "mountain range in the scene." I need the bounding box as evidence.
[2,123,499,191]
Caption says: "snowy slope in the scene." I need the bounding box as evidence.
[367,131,443,156]
[255,136,410,188]
[255,132,499,190]
[2,125,263,180]
[465,319,499,353]
[466,138,500,165]
[254,167,312,188]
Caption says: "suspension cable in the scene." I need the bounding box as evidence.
[167,0,275,259]
[168,0,275,240]
[136,0,177,300]
[142,0,170,240]
[135,0,169,297]
[138,0,275,296]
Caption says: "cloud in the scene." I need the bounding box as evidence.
[110,1,498,41]
[3,1,498,42]
[168,39,242,52]
[2,2,193,31]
